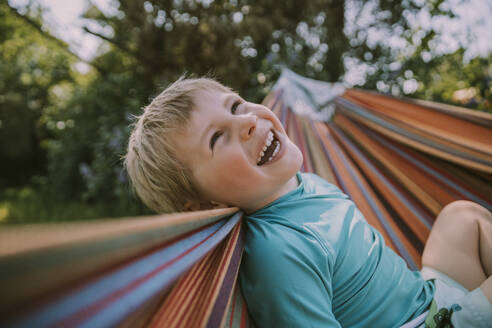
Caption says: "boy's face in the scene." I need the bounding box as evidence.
[174,88,303,213]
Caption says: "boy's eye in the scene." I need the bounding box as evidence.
[231,100,241,114]
[210,131,223,150]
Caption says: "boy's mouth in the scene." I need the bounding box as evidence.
[256,130,281,166]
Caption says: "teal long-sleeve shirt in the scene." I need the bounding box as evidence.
[239,172,435,327]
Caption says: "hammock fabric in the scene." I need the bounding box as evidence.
[1,70,491,327]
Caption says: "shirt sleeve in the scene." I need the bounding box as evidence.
[239,224,341,328]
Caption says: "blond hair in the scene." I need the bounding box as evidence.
[124,76,231,213]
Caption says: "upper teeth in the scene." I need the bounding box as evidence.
[257,131,278,164]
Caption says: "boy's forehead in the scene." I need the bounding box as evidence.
[172,120,203,166]
[188,89,238,125]
[193,88,236,106]
[179,89,234,152]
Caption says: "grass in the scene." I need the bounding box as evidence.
[0,187,147,225]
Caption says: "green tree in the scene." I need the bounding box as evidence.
[78,0,445,98]
[0,2,74,187]
[363,43,492,113]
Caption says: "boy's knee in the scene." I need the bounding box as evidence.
[437,200,487,226]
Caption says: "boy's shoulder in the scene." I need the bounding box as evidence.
[244,172,350,251]
[242,207,333,269]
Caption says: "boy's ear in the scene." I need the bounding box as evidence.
[183,200,228,211]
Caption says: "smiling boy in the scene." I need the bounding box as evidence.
[125,77,492,327]
[173,87,303,213]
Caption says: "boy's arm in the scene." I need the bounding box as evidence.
[239,227,341,327]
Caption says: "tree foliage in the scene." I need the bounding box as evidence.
[2,0,489,220]
[0,3,73,186]
[363,45,492,113]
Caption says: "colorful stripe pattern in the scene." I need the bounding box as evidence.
[148,218,243,328]
[0,208,253,327]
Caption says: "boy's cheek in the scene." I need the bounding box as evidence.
[199,157,252,187]
[219,160,256,186]
[212,164,258,196]
[218,152,252,173]
[197,152,264,204]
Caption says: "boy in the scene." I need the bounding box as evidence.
[125,77,492,327]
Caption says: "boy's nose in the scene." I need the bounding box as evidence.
[239,113,257,140]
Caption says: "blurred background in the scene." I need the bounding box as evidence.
[1,0,491,224]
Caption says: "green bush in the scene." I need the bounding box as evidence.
[0,186,149,225]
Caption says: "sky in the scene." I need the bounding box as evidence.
[8,0,492,85]
[10,0,110,62]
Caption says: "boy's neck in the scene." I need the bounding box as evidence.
[244,174,299,214]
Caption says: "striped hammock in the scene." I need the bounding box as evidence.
[1,69,491,327]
